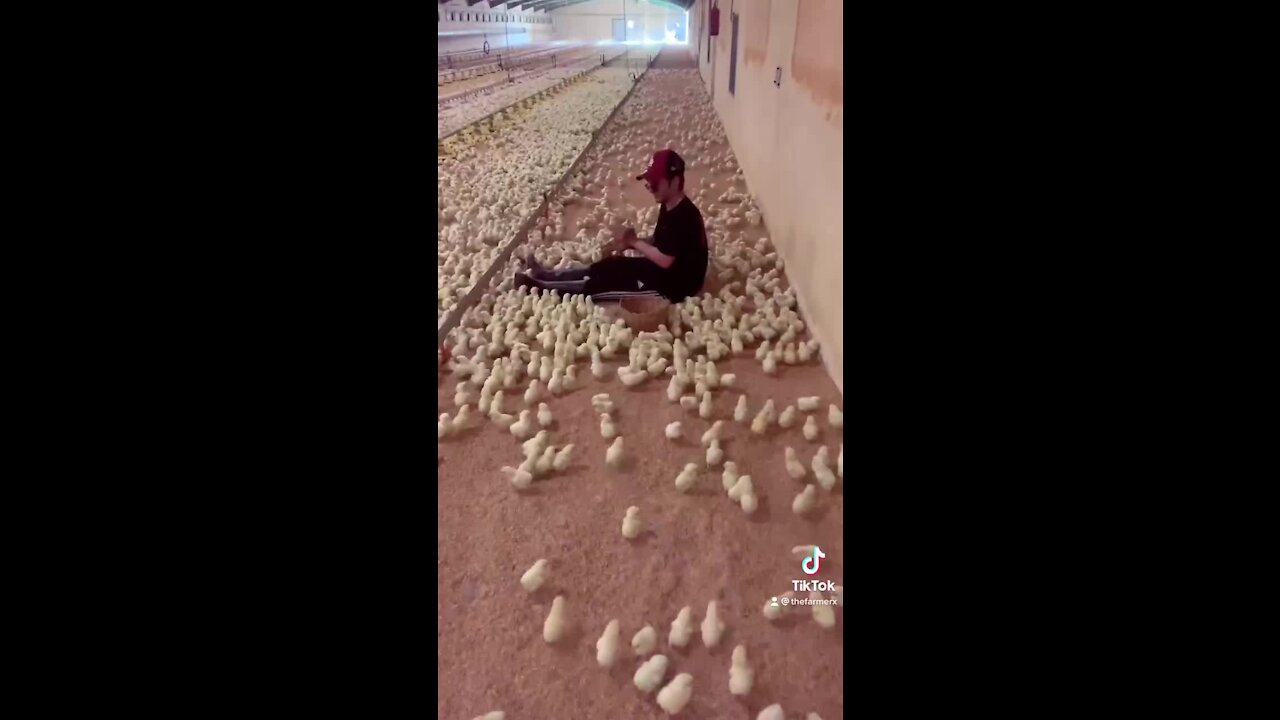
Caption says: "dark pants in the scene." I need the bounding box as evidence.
[527,265,591,293]
[528,257,666,301]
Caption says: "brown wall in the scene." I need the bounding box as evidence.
[692,0,843,392]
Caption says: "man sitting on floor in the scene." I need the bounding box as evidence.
[515,149,708,303]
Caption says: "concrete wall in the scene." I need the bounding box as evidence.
[690,0,843,392]
[550,0,688,44]
[438,1,555,54]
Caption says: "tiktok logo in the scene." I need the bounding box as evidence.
[801,546,826,575]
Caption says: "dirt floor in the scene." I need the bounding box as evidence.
[438,49,843,720]
[437,361,843,719]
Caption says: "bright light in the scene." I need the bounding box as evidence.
[627,20,635,28]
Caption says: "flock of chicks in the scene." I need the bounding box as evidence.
[535,547,836,715]
[441,298,843,505]
[437,47,624,139]
[454,69,789,322]
[439,286,843,718]
[437,67,635,321]
[465,548,834,720]
[440,68,842,718]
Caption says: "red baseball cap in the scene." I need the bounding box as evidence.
[636,149,686,185]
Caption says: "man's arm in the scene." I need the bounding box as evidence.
[629,238,675,269]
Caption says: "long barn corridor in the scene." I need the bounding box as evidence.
[438,2,843,718]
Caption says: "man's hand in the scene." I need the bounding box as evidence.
[627,231,676,270]
[601,238,627,256]
[603,226,638,256]
[609,225,638,247]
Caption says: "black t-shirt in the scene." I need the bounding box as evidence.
[652,197,709,301]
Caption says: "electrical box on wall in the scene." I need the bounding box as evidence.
[709,5,720,36]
